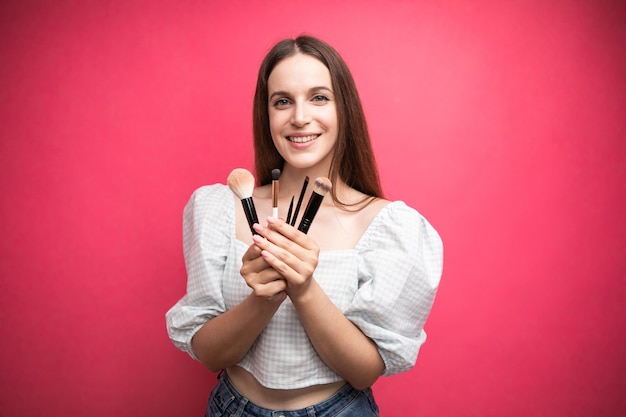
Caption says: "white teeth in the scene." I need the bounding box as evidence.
[288,134,319,143]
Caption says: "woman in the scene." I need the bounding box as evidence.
[166,35,443,416]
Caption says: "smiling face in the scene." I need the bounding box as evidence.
[267,53,339,173]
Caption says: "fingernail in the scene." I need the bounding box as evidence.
[267,216,277,224]
[253,223,263,232]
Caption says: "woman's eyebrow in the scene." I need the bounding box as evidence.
[269,90,290,100]
[310,86,334,95]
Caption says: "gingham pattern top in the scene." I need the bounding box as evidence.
[166,184,443,389]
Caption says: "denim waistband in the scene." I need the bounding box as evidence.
[208,371,378,417]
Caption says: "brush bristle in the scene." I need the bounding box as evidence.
[271,168,281,181]
[313,177,332,196]
[227,168,255,199]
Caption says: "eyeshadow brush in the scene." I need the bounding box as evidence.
[285,196,294,225]
[271,168,281,218]
[290,176,309,226]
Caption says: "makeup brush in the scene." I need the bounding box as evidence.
[227,168,259,236]
[285,196,294,225]
[290,176,309,226]
[297,177,332,234]
[271,168,281,218]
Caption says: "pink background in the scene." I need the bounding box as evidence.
[1,1,625,416]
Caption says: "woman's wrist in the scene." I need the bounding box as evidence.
[287,277,318,306]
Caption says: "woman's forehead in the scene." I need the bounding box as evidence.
[268,54,332,92]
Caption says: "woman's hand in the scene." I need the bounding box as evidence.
[252,216,320,299]
[240,238,288,303]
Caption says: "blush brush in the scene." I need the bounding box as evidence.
[297,177,332,234]
[227,168,259,236]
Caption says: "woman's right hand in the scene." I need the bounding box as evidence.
[240,238,288,303]
[191,233,287,371]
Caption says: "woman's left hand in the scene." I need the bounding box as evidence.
[252,217,319,299]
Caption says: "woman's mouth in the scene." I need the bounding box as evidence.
[287,134,320,143]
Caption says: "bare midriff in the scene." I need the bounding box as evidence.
[226,366,346,410]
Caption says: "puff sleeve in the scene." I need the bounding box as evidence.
[165,184,233,360]
[346,202,443,376]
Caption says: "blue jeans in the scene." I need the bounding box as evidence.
[205,372,379,417]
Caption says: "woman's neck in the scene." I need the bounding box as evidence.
[278,166,336,197]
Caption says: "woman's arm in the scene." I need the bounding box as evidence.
[192,243,287,372]
[252,218,385,389]
[289,279,385,389]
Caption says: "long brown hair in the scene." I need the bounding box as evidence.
[253,35,383,204]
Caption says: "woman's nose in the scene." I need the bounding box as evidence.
[290,103,311,127]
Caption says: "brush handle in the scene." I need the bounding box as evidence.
[297,192,323,234]
[240,197,259,235]
[291,177,309,226]
[272,180,279,218]
[285,196,294,224]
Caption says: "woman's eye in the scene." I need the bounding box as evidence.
[273,98,291,107]
[312,95,329,102]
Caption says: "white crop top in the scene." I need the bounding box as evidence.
[166,184,443,389]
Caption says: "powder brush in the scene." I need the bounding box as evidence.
[227,168,259,236]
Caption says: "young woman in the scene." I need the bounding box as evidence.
[166,35,443,417]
